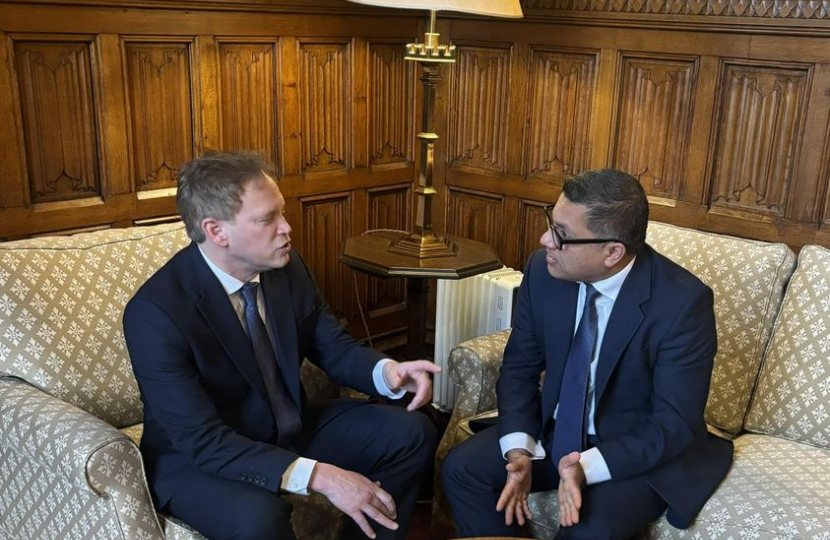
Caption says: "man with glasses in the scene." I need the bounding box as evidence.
[442,169,733,540]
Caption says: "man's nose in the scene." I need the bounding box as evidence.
[541,229,555,248]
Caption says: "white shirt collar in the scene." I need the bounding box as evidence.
[585,256,636,301]
[197,245,260,296]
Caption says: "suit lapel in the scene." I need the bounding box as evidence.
[542,279,579,422]
[594,251,652,407]
[189,244,270,404]
[260,270,302,408]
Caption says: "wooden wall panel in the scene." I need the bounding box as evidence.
[124,41,195,191]
[519,200,547,265]
[217,41,278,163]
[299,41,350,174]
[709,62,809,219]
[446,187,505,255]
[368,42,414,167]
[526,48,598,182]
[366,184,410,312]
[300,193,352,318]
[449,44,512,175]
[13,39,100,204]
[614,55,698,201]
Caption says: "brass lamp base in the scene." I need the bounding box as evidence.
[388,232,458,258]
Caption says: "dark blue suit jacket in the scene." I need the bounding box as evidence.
[497,246,732,527]
[123,243,385,507]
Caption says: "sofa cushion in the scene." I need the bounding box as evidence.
[525,434,830,540]
[745,245,830,448]
[641,434,830,540]
[646,222,796,435]
[0,223,189,428]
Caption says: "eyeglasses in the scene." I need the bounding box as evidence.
[543,205,621,250]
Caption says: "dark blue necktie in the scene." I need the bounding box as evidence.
[552,283,600,465]
[240,282,302,450]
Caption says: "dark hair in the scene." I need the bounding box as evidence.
[177,151,276,243]
[561,169,649,255]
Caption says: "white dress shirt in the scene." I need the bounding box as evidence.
[499,257,636,485]
[199,247,404,494]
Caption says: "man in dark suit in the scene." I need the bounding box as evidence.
[442,169,733,540]
[124,151,440,540]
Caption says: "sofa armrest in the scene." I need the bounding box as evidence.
[0,377,165,539]
[431,329,510,535]
[436,328,511,462]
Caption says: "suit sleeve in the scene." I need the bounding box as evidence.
[497,250,547,439]
[599,284,717,480]
[124,296,299,491]
[292,253,385,395]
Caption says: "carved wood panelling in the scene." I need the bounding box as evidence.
[710,63,809,217]
[13,40,99,203]
[218,42,277,163]
[521,0,830,19]
[614,56,698,200]
[301,194,352,317]
[526,48,597,181]
[368,43,413,166]
[367,185,410,311]
[450,45,511,174]
[124,41,194,191]
[519,201,547,264]
[446,188,504,252]
[299,42,350,173]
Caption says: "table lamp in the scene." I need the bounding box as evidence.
[346,0,523,258]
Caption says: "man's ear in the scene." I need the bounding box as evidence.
[202,218,229,247]
[604,242,628,268]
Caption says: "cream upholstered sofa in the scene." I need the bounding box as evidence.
[0,223,345,540]
[434,221,830,540]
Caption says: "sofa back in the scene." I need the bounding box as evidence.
[647,222,796,435]
[0,224,190,428]
[744,245,830,448]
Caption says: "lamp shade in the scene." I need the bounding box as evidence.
[345,0,524,18]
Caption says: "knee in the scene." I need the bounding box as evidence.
[441,444,473,490]
[396,409,438,458]
[232,497,294,540]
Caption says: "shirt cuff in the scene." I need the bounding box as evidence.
[373,358,406,399]
[498,432,547,460]
[579,447,611,485]
[280,457,317,495]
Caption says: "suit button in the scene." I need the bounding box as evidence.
[254,475,261,484]
[261,477,268,485]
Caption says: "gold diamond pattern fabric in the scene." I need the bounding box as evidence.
[646,222,796,435]
[0,223,189,428]
[745,245,830,448]
[0,378,165,540]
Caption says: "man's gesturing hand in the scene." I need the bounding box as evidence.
[310,463,397,539]
[496,449,534,527]
[383,360,442,411]
[557,452,586,528]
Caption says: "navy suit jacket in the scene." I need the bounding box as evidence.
[123,243,385,507]
[497,246,732,527]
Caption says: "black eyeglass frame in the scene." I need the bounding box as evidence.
[543,204,622,250]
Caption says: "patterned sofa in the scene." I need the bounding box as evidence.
[434,221,830,540]
[0,223,344,540]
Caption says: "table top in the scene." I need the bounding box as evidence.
[340,230,502,279]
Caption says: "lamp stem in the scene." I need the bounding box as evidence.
[388,13,457,258]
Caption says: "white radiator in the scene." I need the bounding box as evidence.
[433,267,523,411]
